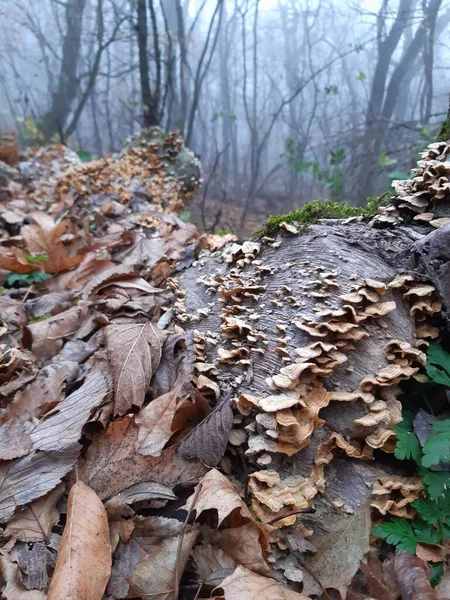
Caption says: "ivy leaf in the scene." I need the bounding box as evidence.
[422,421,450,467]
[425,343,450,387]
[394,411,422,465]
[424,471,449,500]
[372,518,417,553]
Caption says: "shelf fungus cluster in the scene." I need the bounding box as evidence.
[177,234,440,529]
[374,140,450,227]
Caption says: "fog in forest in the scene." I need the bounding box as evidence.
[0,0,449,233]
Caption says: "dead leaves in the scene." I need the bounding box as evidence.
[4,484,64,542]
[79,416,207,499]
[47,481,111,600]
[179,397,233,467]
[219,566,311,599]
[0,444,80,522]
[29,370,110,452]
[105,322,165,415]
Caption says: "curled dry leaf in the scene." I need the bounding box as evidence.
[107,516,192,598]
[0,443,80,523]
[0,554,46,600]
[179,397,233,466]
[135,382,183,457]
[30,370,110,452]
[0,419,33,459]
[47,481,111,600]
[105,481,176,518]
[1,364,69,424]
[193,543,236,587]
[185,468,254,527]
[127,528,198,600]
[219,565,311,599]
[4,483,64,542]
[27,304,91,362]
[393,552,437,600]
[105,322,165,415]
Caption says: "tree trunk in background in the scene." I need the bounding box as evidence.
[137,0,159,127]
[39,0,88,141]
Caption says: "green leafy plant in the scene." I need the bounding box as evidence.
[372,342,450,586]
[5,271,52,288]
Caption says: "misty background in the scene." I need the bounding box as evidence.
[0,0,449,233]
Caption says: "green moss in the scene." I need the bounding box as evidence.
[259,196,390,238]
[437,116,450,143]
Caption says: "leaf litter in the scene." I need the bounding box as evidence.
[1,135,450,599]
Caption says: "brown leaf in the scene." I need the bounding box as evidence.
[135,383,183,457]
[0,419,33,459]
[128,528,197,599]
[78,416,207,500]
[4,484,64,542]
[106,516,187,598]
[1,364,69,424]
[0,444,80,523]
[21,218,83,274]
[13,541,57,591]
[393,552,437,600]
[30,370,110,452]
[436,570,450,599]
[179,397,233,467]
[184,468,252,527]
[150,332,194,398]
[47,481,111,600]
[0,554,46,600]
[105,322,165,415]
[301,499,371,599]
[219,566,311,599]
[193,543,236,587]
[208,524,272,577]
[27,304,91,361]
[348,553,399,600]
[105,482,176,518]
[26,292,74,319]
[0,247,36,274]
[0,296,28,327]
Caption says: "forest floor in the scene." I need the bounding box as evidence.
[0,135,450,600]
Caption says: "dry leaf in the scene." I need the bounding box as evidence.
[127,528,198,599]
[105,322,165,415]
[13,541,57,591]
[47,481,111,600]
[4,484,64,542]
[30,370,110,452]
[208,523,272,577]
[394,552,437,600]
[193,543,236,587]
[0,444,80,523]
[1,364,69,424]
[21,217,83,274]
[107,516,189,598]
[78,416,207,499]
[219,565,310,599]
[105,482,176,518]
[27,304,91,361]
[135,384,181,457]
[0,419,33,459]
[0,554,46,600]
[301,499,371,598]
[179,397,233,467]
[185,468,252,526]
